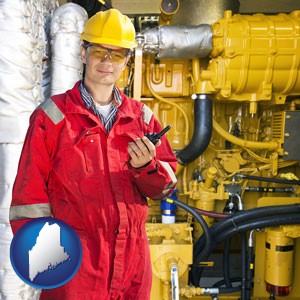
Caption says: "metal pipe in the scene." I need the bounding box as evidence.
[169,260,180,300]
[133,34,144,100]
[213,119,278,150]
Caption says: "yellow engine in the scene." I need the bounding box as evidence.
[117,1,300,299]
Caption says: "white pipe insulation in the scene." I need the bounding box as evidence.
[0,1,87,298]
[0,0,68,300]
[50,3,88,96]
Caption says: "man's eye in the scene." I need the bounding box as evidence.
[113,53,124,59]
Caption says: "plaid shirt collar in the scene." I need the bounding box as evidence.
[79,80,122,109]
[79,81,122,131]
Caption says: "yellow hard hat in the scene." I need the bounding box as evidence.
[81,9,137,49]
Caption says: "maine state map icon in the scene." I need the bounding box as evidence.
[10,217,82,289]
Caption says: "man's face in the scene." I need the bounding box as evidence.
[81,43,130,86]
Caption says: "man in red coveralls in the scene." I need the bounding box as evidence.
[10,8,177,300]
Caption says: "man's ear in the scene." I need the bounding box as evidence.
[81,46,87,64]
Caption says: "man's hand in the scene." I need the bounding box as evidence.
[128,136,161,168]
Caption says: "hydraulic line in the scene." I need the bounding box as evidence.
[236,174,300,185]
[176,94,213,165]
[223,239,232,288]
[171,200,300,288]
[197,203,300,249]
[194,204,300,263]
[214,213,300,244]
[192,205,300,286]
[246,231,255,300]
[245,187,295,193]
[196,206,300,255]
[241,233,247,300]
[193,213,300,287]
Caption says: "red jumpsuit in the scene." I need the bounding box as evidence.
[10,82,177,300]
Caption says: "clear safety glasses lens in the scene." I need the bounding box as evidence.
[87,46,129,63]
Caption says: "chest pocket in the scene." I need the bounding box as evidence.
[81,132,104,173]
[63,129,104,179]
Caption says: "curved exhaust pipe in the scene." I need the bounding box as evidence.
[176,94,212,165]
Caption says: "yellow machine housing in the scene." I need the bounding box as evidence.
[207,11,300,105]
[117,7,300,300]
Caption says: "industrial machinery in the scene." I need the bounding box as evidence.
[125,1,300,299]
[1,0,300,299]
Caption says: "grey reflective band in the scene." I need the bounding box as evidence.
[142,105,153,125]
[39,98,65,125]
[152,182,177,199]
[159,161,177,185]
[9,203,52,220]
[151,161,177,199]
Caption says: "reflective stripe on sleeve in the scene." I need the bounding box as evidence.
[38,98,64,125]
[9,203,52,220]
[142,105,153,125]
[159,161,177,185]
[151,161,177,199]
[151,182,177,200]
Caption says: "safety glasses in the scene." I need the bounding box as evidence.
[86,44,130,63]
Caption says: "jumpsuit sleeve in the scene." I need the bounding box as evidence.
[9,108,55,234]
[128,114,178,200]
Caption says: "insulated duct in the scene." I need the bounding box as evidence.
[50,3,88,96]
[141,24,212,59]
[0,1,57,299]
[42,0,59,100]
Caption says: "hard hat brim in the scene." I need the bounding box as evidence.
[81,33,137,49]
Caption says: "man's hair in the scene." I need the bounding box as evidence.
[81,40,90,48]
